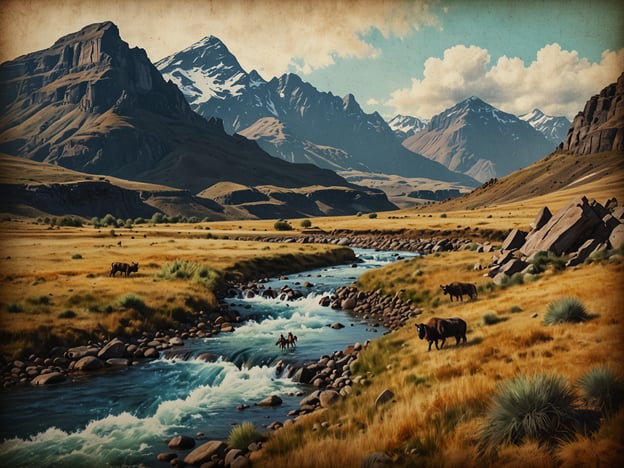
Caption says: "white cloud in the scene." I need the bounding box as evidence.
[386,43,624,119]
[366,98,380,106]
[0,0,440,78]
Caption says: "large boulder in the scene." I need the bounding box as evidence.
[97,338,126,360]
[375,388,395,408]
[501,229,526,251]
[74,356,104,371]
[184,440,227,466]
[521,196,605,256]
[256,395,283,407]
[530,206,552,231]
[610,224,624,249]
[168,435,195,450]
[319,389,340,408]
[31,372,67,386]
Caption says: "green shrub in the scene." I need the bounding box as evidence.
[368,213,378,219]
[500,272,524,288]
[7,303,22,313]
[156,260,222,289]
[274,220,292,231]
[440,213,447,218]
[101,213,117,226]
[482,312,503,325]
[478,374,579,454]
[300,219,312,228]
[578,367,624,418]
[530,251,567,274]
[510,305,523,313]
[71,253,83,260]
[118,294,147,311]
[544,297,589,325]
[227,421,265,450]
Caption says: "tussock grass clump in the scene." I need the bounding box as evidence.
[482,312,504,325]
[117,293,147,312]
[156,260,222,289]
[578,367,624,418]
[478,374,579,454]
[530,251,567,274]
[227,421,265,450]
[544,297,590,325]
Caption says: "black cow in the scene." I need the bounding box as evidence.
[110,262,139,277]
[415,317,467,351]
[440,282,478,302]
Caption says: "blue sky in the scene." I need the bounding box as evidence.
[1,0,623,120]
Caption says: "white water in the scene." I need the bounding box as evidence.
[0,249,417,466]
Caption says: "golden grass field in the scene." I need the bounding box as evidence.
[0,161,623,467]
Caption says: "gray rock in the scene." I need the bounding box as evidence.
[31,372,66,386]
[319,389,340,408]
[530,206,552,231]
[97,338,126,360]
[362,451,393,467]
[501,229,527,251]
[106,358,130,367]
[184,440,226,466]
[225,448,243,467]
[231,455,252,468]
[609,224,624,249]
[169,337,184,346]
[256,395,283,407]
[74,356,104,371]
[499,259,529,276]
[375,388,395,408]
[168,435,195,450]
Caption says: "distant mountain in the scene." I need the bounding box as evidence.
[519,109,571,143]
[157,37,477,187]
[387,114,428,140]
[0,22,396,217]
[560,72,624,154]
[402,97,554,182]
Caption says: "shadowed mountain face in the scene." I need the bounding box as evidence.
[157,37,477,187]
[560,72,624,155]
[0,22,379,199]
[402,97,555,183]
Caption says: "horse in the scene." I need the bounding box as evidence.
[275,335,288,351]
[287,332,298,349]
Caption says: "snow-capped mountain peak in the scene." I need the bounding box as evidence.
[519,108,571,143]
[156,36,260,104]
[388,114,428,140]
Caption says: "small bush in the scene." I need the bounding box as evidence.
[482,312,503,325]
[118,294,147,311]
[227,421,264,450]
[478,374,579,454]
[368,213,378,219]
[578,367,624,418]
[440,213,447,218]
[544,297,589,325]
[156,260,222,289]
[7,303,22,313]
[58,310,76,319]
[300,219,312,228]
[500,272,524,288]
[510,305,523,313]
[274,220,292,231]
[530,251,567,274]
[71,253,83,260]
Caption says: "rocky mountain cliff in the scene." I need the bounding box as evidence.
[402,97,554,182]
[157,37,477,186]
[559,72,624,154]
[0,22,396,217]
[519,109,571,143]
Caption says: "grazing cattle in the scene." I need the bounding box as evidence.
[415,317,467,351]
[440,282,478,302]
[110,262,139,277]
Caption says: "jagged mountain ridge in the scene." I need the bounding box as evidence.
[387,114,428,140]
[156,37,477,186]
[519,109,571,143]
[402,96,555,182]
[560,71,624,154]
[0,22,397,217]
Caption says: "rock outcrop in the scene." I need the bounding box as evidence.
[489,196,623,282]
[560,72,624,154]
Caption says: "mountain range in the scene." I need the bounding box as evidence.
[401,97,556,182]
[156,36,477,186]
[0,22,396,218]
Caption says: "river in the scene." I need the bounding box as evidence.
[0,248,416,467]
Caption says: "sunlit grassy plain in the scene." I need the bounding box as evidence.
[0,162,623,466]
